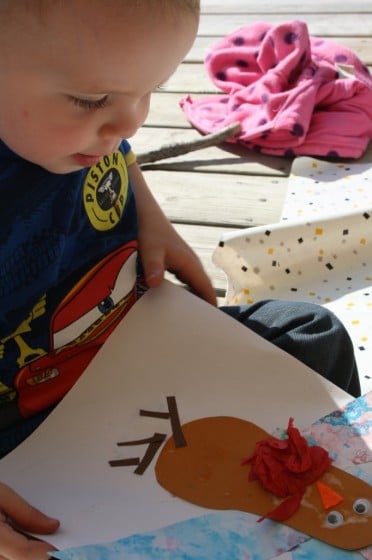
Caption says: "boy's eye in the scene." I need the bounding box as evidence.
[68,95,109,110]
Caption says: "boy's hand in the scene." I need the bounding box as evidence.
[130,163,217,306]
[138,212,217,304]
[0,482,59,560]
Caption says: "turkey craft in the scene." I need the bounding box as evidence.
[155,415,371,550]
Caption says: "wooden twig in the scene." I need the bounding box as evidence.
[136,122,241,165]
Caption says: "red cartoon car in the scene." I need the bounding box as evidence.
[14,243,138,417]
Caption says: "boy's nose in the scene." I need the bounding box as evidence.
[99,95,150,140]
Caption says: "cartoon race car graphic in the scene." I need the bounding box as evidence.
[14,243,138,418]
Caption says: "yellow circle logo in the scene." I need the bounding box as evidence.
[83,151,128,231]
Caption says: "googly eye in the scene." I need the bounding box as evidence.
[326,510,344,527]
[353,498,370,515]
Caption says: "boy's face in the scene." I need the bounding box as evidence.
[0,2,197,173]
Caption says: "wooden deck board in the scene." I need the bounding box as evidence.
[198,14,372,37]
[133,0,372,297]
[200,0,372,13]
[137,169,287,227]
[186,36,372,64]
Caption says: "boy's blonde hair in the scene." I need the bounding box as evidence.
[0,0,200,39]
[0,0,200,16]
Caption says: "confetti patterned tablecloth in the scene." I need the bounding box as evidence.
[213,157,372,395]
[53,391,372,560]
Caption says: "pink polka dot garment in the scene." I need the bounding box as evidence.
[181,20,372,158]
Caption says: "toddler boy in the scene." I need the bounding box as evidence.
[0,1,360,558]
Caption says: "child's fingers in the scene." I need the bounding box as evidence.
[0,519,56,560]
[173,258,217,306]
[0,483,59,534]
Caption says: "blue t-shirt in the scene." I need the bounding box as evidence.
[0,139,139,442]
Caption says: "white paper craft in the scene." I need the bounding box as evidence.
[0,281,353,549]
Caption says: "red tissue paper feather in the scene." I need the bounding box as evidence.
[242,417,332,521]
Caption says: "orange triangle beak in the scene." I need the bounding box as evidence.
[316,480,344,510]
